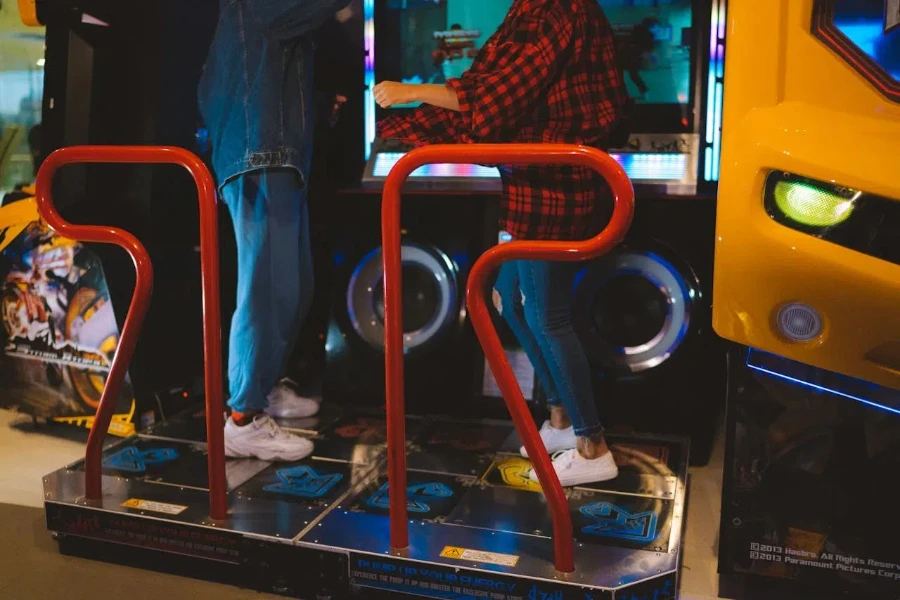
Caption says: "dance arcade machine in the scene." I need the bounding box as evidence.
[350,0,729,465]
[14,0,220,432]
[0,184,138,435]
[714,0,900,598]
[40,143,692,600]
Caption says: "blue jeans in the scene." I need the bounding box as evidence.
[220,168,313,413]
[492,259,603,438]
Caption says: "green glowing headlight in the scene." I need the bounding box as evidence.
[773,180,858,227]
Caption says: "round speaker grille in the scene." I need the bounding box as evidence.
[346,243,459,353]
[776,303,822,342]
[573,250,697,373]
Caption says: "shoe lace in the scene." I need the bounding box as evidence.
[254,414,287,439]
[551,448,577,471]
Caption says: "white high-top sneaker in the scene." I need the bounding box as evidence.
[519,421,577,457]
[224,414,314,461]
[264,380,321,419]
[529,448,619,487]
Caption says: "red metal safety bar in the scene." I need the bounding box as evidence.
[382,144,634,574]
[34,146,227,521]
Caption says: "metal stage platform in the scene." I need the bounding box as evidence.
[36,144,688,599]
[44,405,688,599]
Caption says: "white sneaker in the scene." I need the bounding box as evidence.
[529,449,619,487]
[224,415,314,461]
[519,421,577,457]
[264,381,321,419]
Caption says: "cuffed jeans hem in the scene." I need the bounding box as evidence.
[227,394,268,414]
[574,423,605,439]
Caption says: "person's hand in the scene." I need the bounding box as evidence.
[373,81,417,108]
[329,94,347,126]
[335,6,354,23]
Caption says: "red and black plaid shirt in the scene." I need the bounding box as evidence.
[377,0,627,241]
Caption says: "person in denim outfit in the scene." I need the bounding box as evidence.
[199,0,351,461]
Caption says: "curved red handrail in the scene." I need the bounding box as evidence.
[34,146,226,521]
[382,143,634,574]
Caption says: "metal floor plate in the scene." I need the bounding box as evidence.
[45,407,688,598]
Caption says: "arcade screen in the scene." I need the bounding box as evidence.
[831,0,900,82]
[378,0,694,109]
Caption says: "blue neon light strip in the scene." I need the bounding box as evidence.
[703,0,727,182]
[746,349,900,416]
[364,0,375,160]
[712,81,723,179]
[372,151,688,182]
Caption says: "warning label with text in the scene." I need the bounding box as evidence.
[350,553,608,600]
[441,546,519,567]
[121,498,188,515]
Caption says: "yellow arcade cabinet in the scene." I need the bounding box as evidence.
[717,1,900,597]
[17,0,44,26]
[714,0,899,390]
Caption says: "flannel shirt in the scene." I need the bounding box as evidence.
[376,0,628,241]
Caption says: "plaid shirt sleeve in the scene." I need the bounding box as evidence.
[445,3,574,142]
[376,104,462,146]
[601,28,629,117]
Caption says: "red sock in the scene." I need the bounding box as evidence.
[231,410,262,426]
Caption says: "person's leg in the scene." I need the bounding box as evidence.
[493,261,561,404]
[264,181,322,419]
[493,261,576,455]
[219,168,313,461]
[516,260,617,485]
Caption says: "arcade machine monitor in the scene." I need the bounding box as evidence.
[363,0,700,193]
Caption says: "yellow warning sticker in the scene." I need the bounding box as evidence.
[440,546,519,567]
[121,498,188,515]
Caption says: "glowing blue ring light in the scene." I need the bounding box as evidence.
[346,243,458,353]
[574,250,694,373]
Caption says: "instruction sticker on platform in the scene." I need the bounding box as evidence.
[121,498,188,516]
[440,546,519,567]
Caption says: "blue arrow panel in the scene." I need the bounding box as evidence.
[350,472,467,520]
[236,459,352,506]
[569,491,672,552]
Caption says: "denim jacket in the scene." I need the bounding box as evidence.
[198,0,350,189]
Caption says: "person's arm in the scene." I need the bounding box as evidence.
[373,81,460,111]
[444,2,574,142]
[410,84,460,112]
[247,0,351,41]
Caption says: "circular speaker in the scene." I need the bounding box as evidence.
[776,303,822,342]
[346,243,459,352]
[573,248,698,374]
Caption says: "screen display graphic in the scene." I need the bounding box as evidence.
[382,0,693,108]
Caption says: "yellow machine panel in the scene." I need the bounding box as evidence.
[17,0,41,27]
[713,0,900,389]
